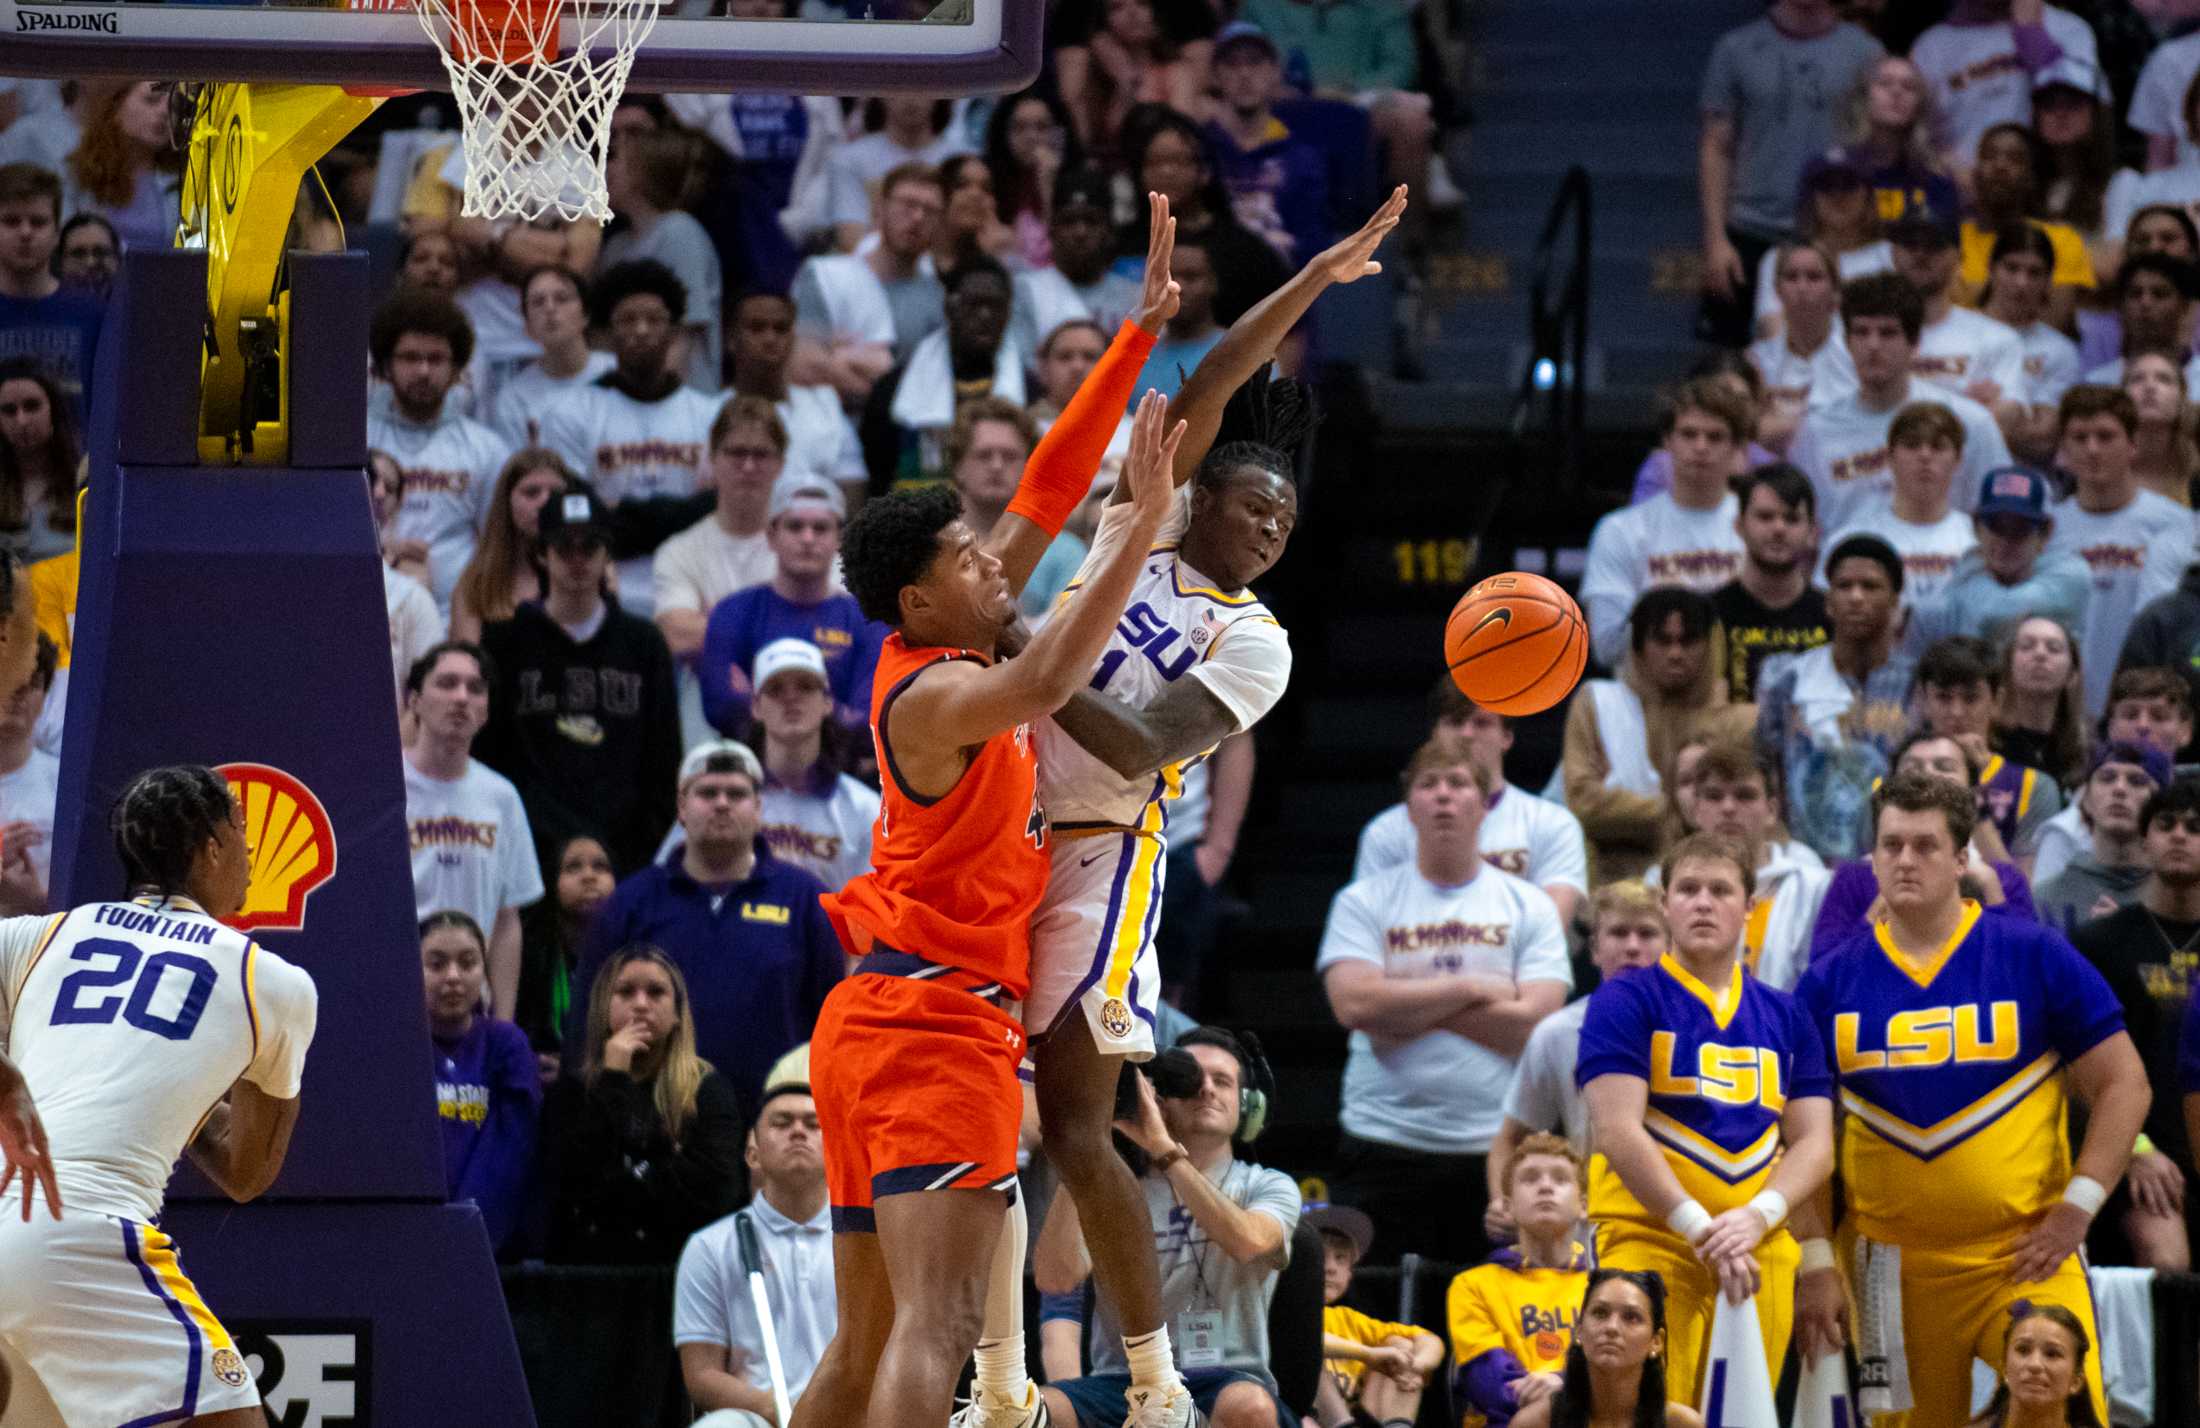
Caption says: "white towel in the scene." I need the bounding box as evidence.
[1700,1294,1780,1428]
[1017,266,1094,349]
[805,252,897,345]
[1587,680,1660,795]
[1748,859,1833,993]
[1793,1348,1856,1428]
[2089,1264,2156,1426]
[1790,645,1857,749]
[888,328,1028,432]
[1851,1235,1912,1418]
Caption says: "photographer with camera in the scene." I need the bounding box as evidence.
[1033,1029,1303,1428]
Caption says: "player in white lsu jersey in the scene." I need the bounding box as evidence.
[0,765,319,1428]
[950,188,1408,1428]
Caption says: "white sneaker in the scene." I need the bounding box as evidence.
[1424,159,1464,211]
[1121,1383,1205,1428]
[950,1381,1050,1428]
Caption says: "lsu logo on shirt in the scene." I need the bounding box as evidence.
[1792,905,2126,1246]
[1650,1030,1788,1108]
[1832,1000,2019,1071]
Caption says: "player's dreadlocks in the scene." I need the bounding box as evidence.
[1194,363,1318,491]
[110,765,236,899]
[842,484,965,626]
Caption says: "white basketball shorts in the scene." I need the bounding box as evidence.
[1025,828,1166,1061]
[0,1205,262,1425]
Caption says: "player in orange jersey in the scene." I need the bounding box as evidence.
[789,198,1186,1428]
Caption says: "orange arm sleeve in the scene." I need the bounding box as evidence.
[1005,320,1157,536]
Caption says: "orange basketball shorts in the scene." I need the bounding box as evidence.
[812,967,1027,1232]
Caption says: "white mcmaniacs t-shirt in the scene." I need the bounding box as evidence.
[1317,864,1573,1155]
[1579,492,1744,668]
[1787,383,2010,534]
[2045,489,2196,716]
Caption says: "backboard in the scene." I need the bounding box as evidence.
[0,0,1043,95]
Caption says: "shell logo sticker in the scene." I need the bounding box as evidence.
[215,762,336,932]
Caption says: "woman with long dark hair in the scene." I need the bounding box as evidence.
[933,153,1019,279]
[420,910,539,1255]
[1512,1270,1701,1428]
[1966,1304,2106,1428]
[0,358,81,564]
[1995,615,2091,790]
[541,944,745,1263]
[515,833,616,1083]
[983,85,1082,269]
[1056,0,1211,161]
[449,447,575,642]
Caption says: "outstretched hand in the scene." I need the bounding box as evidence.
[1312,185,1409,286]
[1131,192,1180,334]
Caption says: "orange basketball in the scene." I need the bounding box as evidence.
[1444,571,1588,716]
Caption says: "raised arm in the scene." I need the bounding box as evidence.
[988,193,1179,593]
[1143,185,1408,498]
[186,1081,302,1203]
[889,394,1184,778]
[0,1047,59,1219]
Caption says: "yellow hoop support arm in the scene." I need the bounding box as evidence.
[180,83,381,465]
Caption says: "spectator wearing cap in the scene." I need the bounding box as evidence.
[1787,272,2012,536]
[474,483,683,876]
[566,738,842,1107]
[1755,532,1917,861]
[1206,23,1335,270]
[2047,384,2194,717]
[536,260,727,616]
[1746,152,1893,346]
[943,397,1091,623]
[674,1079,837,1428]
[404,640,545,1017]
[1696,0,1884,347]
[655,396,791,666]
[699,475,881,739]
[745,637,879,893]
[1910,0,2105,168]
[859,254,1024,494]
[2083,253,2200,390]
[790,161,947,407]
[1960,119,2096,323]
[1305,1201,1445,1428]
[1009,167,1145,362]
[1906,465,2090,653]
[724,291,866,500]
[1886,198,2027,430]
[1235,0,1443,206]
[2036,741,2173,932]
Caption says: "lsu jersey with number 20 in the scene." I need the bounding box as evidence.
[1792,903,2125,1249]
[1574,955,1831,1227]
[1026,485,1292,1054]
[0,894,317,1224]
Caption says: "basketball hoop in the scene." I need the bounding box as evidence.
[400,0,659,222]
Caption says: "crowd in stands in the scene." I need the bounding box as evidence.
[18,0,2200,1423]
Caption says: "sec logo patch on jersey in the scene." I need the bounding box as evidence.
[215,762,337,932]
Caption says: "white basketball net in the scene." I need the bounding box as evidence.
[404,0,659,222]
